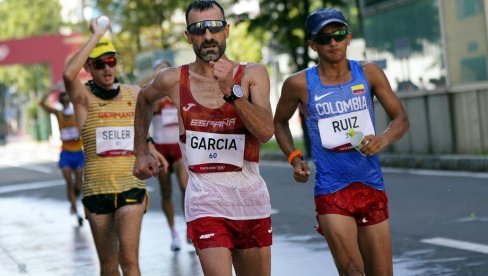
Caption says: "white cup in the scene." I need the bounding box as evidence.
[348,130,366,155]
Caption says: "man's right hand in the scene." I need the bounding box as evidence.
[292,160,311,183]
[89,16,111,35]
[133,154,160,180]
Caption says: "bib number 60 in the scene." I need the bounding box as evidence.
[209,152,218,159]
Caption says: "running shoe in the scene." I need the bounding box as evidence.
[77,215,83,226]
[170,230,181,251]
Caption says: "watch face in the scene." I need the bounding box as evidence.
[232,85,244,97]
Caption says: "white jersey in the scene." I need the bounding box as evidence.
[181,142,271,221]
[152,98,179,145]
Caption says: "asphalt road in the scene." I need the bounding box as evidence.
[0,141,487,275]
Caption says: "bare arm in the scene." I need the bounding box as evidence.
[210,60,273,143]
[133,68,177,179]
[39,92,57,114]
[361,62,409,155]
[273,72,311,182]
[233,63,274,143]
[62,18,110,127]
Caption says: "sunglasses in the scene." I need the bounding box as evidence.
[90,57,117,70]
[187,20,227,35]
[313,29,349,45]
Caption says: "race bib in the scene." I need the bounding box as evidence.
[185,130,245,173]
[96,126,134,156]
[161,107,178,126]
[60,126,80,141]
[318,109,375,151]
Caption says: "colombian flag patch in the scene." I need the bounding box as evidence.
[351,84,365,95]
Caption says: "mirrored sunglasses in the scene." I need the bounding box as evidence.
[187,20,227,35]
[90,57,117,70]
[313,29,349,45]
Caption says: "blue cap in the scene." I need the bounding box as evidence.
[305,8,348,37]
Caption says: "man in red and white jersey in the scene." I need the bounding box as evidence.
[133,1,274,275]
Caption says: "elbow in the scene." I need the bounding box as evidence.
[63,67,79,83]
[257,125,274,143]
[402,115,410,134]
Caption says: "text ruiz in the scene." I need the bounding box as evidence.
[190,136,238,150]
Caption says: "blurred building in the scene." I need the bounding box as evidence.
[360,0,487,92]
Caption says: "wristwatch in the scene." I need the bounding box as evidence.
[223,84,244,103]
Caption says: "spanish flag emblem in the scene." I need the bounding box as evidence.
[351,84,365,95]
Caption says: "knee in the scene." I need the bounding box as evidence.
[100,262,120,275]
[119,253,139,270]
[338,262,364,276]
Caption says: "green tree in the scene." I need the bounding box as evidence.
[94,0,196,72]
[247,0,347,72]
[93,0,266,70]
[0,0,62,93]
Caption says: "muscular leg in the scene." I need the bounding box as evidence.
[61,167,77,214]
[173,159,188,212]
[158,171,175,229]
[197,247,233,276]
[317,214,364,276]
[114,196,146,276]
[85,210,120,276]
[233,246,271,276]
[358,220,393,276]
[74,168,83,197]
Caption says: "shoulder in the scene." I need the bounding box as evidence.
[153,65,181,88]
[283,69,307,89]
[243,62,266,72]
[241,62,268,79]
[359,61,383,77]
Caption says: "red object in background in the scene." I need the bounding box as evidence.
[0,33,91,87]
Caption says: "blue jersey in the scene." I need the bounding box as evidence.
[306,60,384,196]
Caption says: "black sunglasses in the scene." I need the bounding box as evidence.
[90,57,117,70]
[187,20,227,35]
[313,29,349,45]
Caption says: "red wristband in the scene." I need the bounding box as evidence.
[287,149,303,164]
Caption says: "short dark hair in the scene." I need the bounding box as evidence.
[58,92,69,103]
[185,0,225,25]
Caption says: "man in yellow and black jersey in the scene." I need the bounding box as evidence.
[62,17,168,276]
[40,90,84,226]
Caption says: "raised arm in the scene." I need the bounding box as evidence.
[39,91,58,114]
[62,18,110,126]
[234,63,274,143]
[210,59,273,143]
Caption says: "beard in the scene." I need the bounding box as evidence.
[194,39,226,62]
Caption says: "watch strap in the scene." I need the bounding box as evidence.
[223,86,238,103]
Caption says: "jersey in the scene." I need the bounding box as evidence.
[55,109,83,152]
[152,98,179,145]
[81,84,145,197]
[179,63,271,222]
[306,60,384,196]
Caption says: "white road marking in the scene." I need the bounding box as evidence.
[0,179,64,194]
[421,237,488,255]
